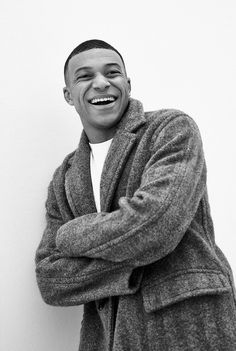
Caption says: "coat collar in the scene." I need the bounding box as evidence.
[66,98,146,216]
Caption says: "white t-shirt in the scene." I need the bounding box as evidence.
[89,138,113,212]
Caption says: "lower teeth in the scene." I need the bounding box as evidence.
[93,100,114,105]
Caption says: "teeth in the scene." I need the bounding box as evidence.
[91,96,115,104]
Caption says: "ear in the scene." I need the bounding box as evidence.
[127,77,131,94]
[63,87,74,106]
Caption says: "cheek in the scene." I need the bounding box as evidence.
[121,81,130,95]
[72,84,86,100]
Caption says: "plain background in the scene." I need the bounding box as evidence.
[1,1,236,350]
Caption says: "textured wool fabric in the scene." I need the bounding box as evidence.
[35,98,236,350]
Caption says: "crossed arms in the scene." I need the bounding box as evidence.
[35,114,206,306]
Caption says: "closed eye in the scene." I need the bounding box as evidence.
[106,70,121,77]
[75,74,93,82]
[79,74,92,79]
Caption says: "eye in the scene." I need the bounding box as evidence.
[77,74,92,81]
[106,70,120,77]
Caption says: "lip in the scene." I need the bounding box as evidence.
[88,99,118,110]
[88,94,118,104]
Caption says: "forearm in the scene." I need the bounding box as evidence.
[35,211,143,306]
[36,250,143,306]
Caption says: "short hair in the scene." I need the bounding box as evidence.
[64,39,126,85]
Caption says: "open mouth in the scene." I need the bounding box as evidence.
[88,95,117,106]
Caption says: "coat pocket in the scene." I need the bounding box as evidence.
[142,270,231,313]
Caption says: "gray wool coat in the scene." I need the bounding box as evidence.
[35,98,236,351]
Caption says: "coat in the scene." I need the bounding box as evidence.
[35,98,236,351]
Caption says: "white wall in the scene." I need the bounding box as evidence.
[1,1,236,350]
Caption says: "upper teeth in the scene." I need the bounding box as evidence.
[91,97,115,104]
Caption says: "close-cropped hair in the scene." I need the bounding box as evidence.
[64,39,126,84]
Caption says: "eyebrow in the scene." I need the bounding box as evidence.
[73,62,122,76]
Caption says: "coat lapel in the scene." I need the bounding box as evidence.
[100,131,137,212]
[65,98,146,216]
[100,99,146,212]
[65,131,97,216]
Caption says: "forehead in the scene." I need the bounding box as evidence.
[68,48,125,75]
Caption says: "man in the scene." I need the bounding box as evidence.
[35,39,236,350]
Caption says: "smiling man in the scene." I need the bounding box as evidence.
[35,39,236,351]
[63,45,131,143]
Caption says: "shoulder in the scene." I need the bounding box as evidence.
[50,149,76,188]
[144,108,202,138]
[45,149,76,217]
[142,109,203,153]
[145,108,199,129]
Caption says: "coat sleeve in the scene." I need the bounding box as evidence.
[56,114,207,266]
[35,181,144,306]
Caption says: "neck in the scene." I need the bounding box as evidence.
[85,127,115,144]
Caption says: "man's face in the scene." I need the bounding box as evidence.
[64,48,131,141]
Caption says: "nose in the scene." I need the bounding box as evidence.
[92,73,110,91]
